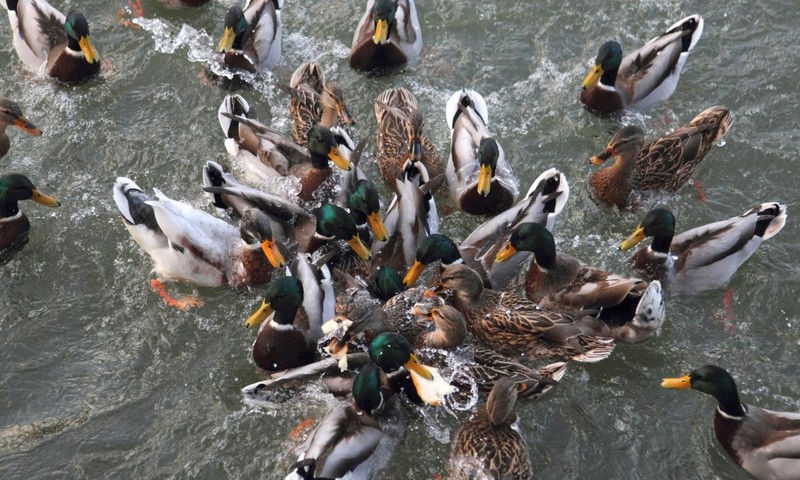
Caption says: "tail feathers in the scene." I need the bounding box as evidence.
[218,95,250,139]
[571,337,615,363]
[664,14,704,52]
[202,161,238,209]
[445,88,488,131]
[753,202,787,240]
[113,177,159,230]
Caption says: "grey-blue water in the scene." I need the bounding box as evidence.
[1,0,798,478]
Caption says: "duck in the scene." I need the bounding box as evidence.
[216,0,282,74]
[279,62,355,147]
[349,0,422,73]
[0,98,41,160]
[445,89,518,215]
[589,106,733,209]
[619,204,787,293]
[1,0,100,83]
[0,173,60,251]
[432,264,615,362]
[218,102,355,202]
[286,362,403,480]
[662,365,800,480]
[580,14,703,113]
[495,222,665,342]
[449,378,532,479]
[112,177,285,308]
[375,87,443,189]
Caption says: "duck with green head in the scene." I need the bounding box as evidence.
[0,98,41,160]
[620,204,786,293]
[580,15,703,113]
[662,365,800,480]
[216,0,282,74]
[0,174,60,250]
[347,179,389,243]
[350,0,422,72]
[495,222,665,342]
[2,0,100,83]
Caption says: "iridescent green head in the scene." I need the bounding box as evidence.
[369,332,414,372]
[316,204,372,261]
[352,363,387,414]
[370,265,406,301]
[508,222,556,268]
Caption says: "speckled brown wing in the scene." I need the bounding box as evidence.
[468,346,565,398]
[375,103,414,187]
[282,85,322,147]
[450,410,532,479]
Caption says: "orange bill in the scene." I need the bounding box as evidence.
[260,239,286,268]
[79,36,99,63]
[494,242,517,262]
[368,211,389,242]
[661,375,692,389]
[14,118,41,136]
[347,235,372,261]
[31,189,60,207]
[403,260,425,287]
[328,146,352,171]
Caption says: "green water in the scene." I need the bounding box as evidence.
[0,0,798,478]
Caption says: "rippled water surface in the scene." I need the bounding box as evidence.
[1,1,798,479]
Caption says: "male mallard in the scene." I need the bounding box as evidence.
[112,177,285,308]
[496,222,665,342]
[581,14,703,113]
[375,87,443,189]
[620,204,787,293]
[662,365,800,480]
[0,98,41,160]
[2,0,100,83]
[0,173,59,251]
[216,0,282,74]
[449,377,532,479]
[445,89,518,215]
[218,102,354,202]
[279,62,355,147]
[433,264,615,362]
[349,0,421,72]
[590,106,733,209]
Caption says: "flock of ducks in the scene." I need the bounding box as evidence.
[0,0,798,479]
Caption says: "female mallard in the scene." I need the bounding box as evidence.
[620,204,787,293]
[433,264,615,362]
[590,106,733,209]
[279,62,355,147]
[2,0,100,83]
[349,0,421,72]
[0,98,41,160]
[449,377,532,479]
[581,14,703,113]
[662,365,800,480]
[216,0,282,74]
[375,87,443,189]
[0,173,59,250]
[445,89,518,215]
[495,222,665,342]
[112,177,285,308]
[218,100,354,202]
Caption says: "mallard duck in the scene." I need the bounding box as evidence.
[216,0,282,74]
[2,0,100,83]
[662,365,800,480]
[0,98,41,160]
[589,106,733,209]
[375,87,443,189]
[112,177,285,308]
[371,159,442,272]
[349,0,421,72]
[401,233,465,287]
[433,264,615,362]
[495,222,665,342]
[580,14,703,113]
[218,104,355,202]
[619,204,787,293]
[445,89,518,215]
[345,179,389,243]
[0,173,59,250]
[279,62,355,147]
[449,377,532,479]
[286,362,402,480]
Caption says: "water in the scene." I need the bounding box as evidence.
[1,0,798,478]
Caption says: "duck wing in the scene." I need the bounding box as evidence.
[245,0,282,70]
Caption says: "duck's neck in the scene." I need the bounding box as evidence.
[320,106,338,128]
[272,307,300,328]
[0,199,20,218]
[66,36,83,56]
[715,389,746,419]
[599,67,619,90]
[649,234,673,254]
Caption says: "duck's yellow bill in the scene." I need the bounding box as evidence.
[347,235,372,261]
[15,118,41,136]
[495,242,517,263]
[260,239,286,269]
[405,353,433,381]
[328,147,352,171]
[218,27,236,52]
[244,299,274,329]
[373,18,390,44]
[581,64,603,89]
[31,189,60,207]
[79,36,99,64]
[619,226,646,251]
[477,164,493,196]
[661,375,691,389]
[403,260,425,287]
[368,211,389,242]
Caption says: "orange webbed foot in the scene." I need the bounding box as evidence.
[288,418,316,441]
[149,279,204,310]
[118,0,144,28]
